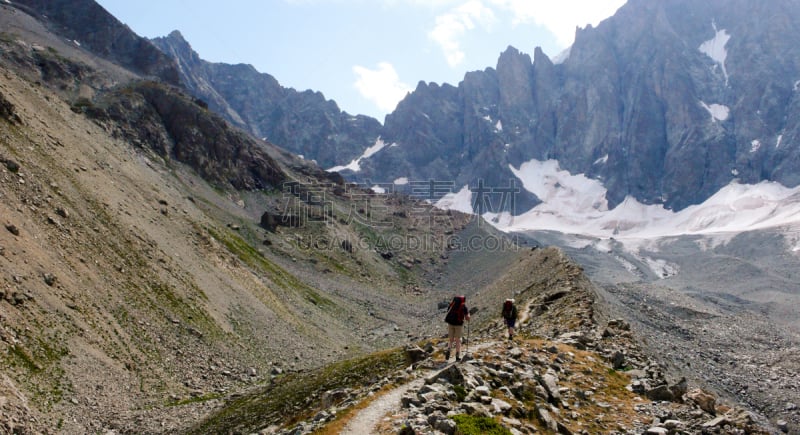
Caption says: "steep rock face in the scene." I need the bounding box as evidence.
[10,0,180,86]
[351,0,800,211]
[57,0,800,213]
[496,46,536,137]
[151,31,382,169]
[90,80,286,190]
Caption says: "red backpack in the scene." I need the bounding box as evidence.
[503,300,513,317]
[445,296,466,324]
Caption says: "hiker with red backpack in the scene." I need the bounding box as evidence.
[444,295,470,362]
[502,298,518,340]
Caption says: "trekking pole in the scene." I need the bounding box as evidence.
[466,320,470,355]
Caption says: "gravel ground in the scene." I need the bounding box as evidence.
[526,229,800,433]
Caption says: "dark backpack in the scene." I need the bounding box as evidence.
[445,296,465,324]
[502,300,516,319]
[502,300,513,317]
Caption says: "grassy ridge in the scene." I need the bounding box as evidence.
[189,347,410,434]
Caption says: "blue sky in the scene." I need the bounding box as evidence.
[95,0,625,121]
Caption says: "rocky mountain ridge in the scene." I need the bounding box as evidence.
[363,0,800,212]
[10,0,180,86]
[149,0,800,214]
[193,248,775,434]
[150,31,382,170]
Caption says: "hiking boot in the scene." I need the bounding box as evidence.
[444,349,450,361]
[455,353,461,362]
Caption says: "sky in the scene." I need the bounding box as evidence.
[95,0,626,121]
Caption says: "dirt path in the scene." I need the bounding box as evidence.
[339,376,428,435]
[339,340,500,434]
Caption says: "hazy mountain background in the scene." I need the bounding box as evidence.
[152,0,800,214]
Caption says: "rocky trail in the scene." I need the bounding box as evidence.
[271,295,777,435]
[340,375,427,435]
[340,341,499,435]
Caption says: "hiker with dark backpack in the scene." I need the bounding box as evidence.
[502,298,518,340]
[444,295,470,362]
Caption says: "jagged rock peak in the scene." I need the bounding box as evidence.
[166,29,186,41]
[532,46,553,66]
[498,45,532,64]
[151,31,382,168]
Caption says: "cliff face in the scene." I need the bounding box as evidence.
[88,80,287,190]
[151,31,382,169]
[122,0,800,213]
[348,0,800,211]
[10,0,180,85]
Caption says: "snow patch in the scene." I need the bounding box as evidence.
[495,120,503,131]
[435,185,473,214]
[750,139,762,153]
[510,159,609,214]
[635,253,678,278]
[787,232,800,252]
[700,101,729,121]
[776,135,783,148]
[593,238,613,253]
[485,158,800,242]
[615,255,639,275]
[698,21,731,85]
[370,185,385,194]
[393,177,409,185]
[327,137,387,173]
[594,154,609,165]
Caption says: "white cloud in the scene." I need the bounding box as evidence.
[429,0,496,67]
[427,0,624,67]
[487,0,626,48]
[353,62,412,113]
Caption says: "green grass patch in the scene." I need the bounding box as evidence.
[0,32,15,43]
[188,347,410,434]
[453,384,467,402]
[451,414,511,435]
[207,226,334,308]
[167,392,222,407]
[7,344,41,373]
[148,281,218,333]
[2,338,68,409]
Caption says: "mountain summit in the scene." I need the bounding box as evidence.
[358,0,800,211]
[150,31,382,170]
[154,0,800,214]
